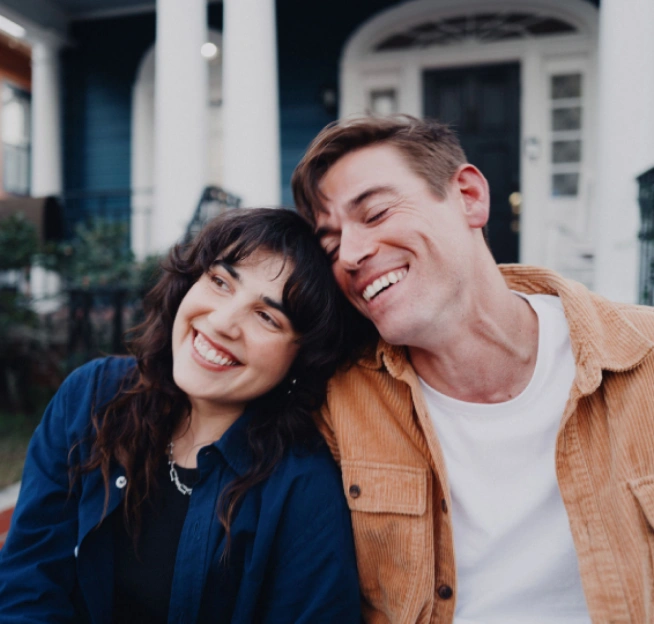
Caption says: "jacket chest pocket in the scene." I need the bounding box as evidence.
[341,461,430,618]
[629,476,654,568]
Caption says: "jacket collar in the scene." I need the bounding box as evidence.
[357,265,654,396]
[500,265,654,394]
[212,407,255,477]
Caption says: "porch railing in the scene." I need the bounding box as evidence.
[59,185,240,365]
[61,187,154,248]
[638,167,654,305]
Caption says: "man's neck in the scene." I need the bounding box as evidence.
[408,281,539,404]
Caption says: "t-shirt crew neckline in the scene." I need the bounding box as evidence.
[417,291,552,415]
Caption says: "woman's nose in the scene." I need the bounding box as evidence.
[206,305,243,340]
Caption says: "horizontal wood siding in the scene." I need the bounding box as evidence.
[63,0,598,210]
[63,13,156,195]
[277,0,397,207]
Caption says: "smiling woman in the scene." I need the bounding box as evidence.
[0,208,365,623]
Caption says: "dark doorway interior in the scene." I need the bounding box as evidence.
[423,63,521,263]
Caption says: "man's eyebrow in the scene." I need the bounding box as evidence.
[348,185,397,211]
[315,185,397,240]
[262,296,289,318]
[211,260,241,281]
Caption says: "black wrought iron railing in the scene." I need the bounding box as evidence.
[638,167,654,305]
[61,187,154,246]
[58,185,240,365]
[185,185,241,243]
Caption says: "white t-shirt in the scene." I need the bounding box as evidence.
[418,294,591,624]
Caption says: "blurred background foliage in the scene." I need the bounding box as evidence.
[0,215,162,488]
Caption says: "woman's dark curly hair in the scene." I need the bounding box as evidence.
[84,208,375,544]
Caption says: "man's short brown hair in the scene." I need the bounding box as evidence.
[291,115,467,227]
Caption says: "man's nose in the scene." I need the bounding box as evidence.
[338,224,377,271]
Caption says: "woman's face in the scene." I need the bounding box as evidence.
[171,250,300,417]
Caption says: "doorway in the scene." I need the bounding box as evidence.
[424,62,520,263]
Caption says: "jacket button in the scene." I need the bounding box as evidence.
[441,499,448,513]
[348,484,361,499]
[438,584,453,600]
[115,476,127,489]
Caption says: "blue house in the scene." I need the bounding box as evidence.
[0,0,652,303]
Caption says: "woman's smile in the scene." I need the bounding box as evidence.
[191,330,241,368]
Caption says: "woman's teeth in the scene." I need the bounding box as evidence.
[193,334,237,366]
[362,269,407,302]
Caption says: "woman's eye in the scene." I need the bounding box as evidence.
[258,310,280,329]
[210,274,230,290]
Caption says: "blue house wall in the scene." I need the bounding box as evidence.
[62,0,600,212]
[61,1,400,211]
[63,13,155,194]
[62,5,223,196]
[276,0,399,205]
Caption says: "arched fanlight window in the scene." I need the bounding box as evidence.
[375,12,578,51]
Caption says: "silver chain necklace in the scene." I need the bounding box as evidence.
[167,441,193,496]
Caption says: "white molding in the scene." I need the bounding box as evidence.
[69,3,156,22]
[0,1,69,47]
[69,0,221,22]
[343,0,599,65]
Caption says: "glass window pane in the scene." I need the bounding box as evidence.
[374,13,577,50]
[2,100,27,144]
[370,89,398,116]
[551,73,582,99]
[552,140,582,163]
[552,173,579,197]
[552,107,582,131]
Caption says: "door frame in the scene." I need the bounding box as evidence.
[339,0,599,282]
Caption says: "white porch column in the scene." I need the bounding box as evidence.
[594,0,654,303]
[153,0,208,252]
[222,0,280,206]
[30,39,63,313]
[31,40,62,197]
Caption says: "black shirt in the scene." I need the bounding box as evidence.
[111,462,200,623]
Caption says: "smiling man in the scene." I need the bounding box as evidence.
[292,116,654,624]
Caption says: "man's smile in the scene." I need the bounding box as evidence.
[361,268,408,302]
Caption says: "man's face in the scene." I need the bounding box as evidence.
[316,144,486,347]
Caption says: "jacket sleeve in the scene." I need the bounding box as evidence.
[0,371,84,623]
[258,455,361,624]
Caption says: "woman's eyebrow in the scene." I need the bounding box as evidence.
[262,296,289,317]
[211,260,241,281]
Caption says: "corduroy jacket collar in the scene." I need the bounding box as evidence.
[360,265,654,397]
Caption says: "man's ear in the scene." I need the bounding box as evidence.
[453,164,490,229]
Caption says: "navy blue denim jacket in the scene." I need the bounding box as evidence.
[0,357,360,623]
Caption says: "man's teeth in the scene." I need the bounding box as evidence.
[193,334,237,366]
[362,269,407,302]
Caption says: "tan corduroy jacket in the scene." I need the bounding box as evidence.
[319,265,654,624]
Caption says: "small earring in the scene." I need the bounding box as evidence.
[287,377,297,395]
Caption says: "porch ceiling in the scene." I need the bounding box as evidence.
[51,0,154,17]
[1,0,599,35]
[0,0,218,36]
